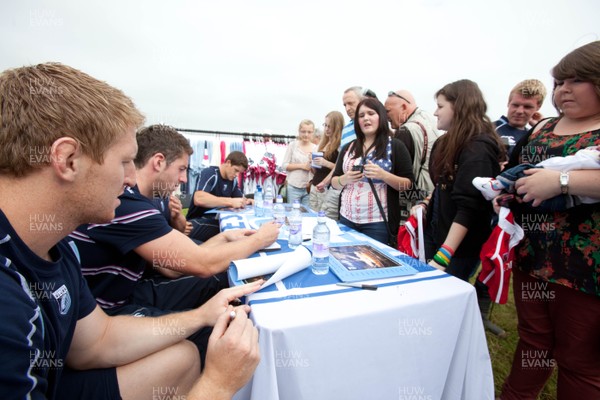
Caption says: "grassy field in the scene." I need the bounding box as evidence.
[484,281,558,399]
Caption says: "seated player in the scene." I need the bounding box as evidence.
[187,151,252,242]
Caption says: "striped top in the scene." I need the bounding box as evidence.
[70,186,172,310]
[340,120,356,149]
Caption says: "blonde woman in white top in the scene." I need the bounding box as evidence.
[281,119,317,207]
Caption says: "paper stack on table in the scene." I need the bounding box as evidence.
[232,245,312,289]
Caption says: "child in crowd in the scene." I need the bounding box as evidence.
[282,119,318,208]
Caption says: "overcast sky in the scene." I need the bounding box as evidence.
[1,0,599,136]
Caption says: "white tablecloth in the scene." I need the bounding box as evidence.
[233,270,493,400]
[221,211,494,400]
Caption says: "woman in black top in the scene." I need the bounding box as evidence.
[417,79,505,280]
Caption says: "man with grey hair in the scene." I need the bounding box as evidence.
[319,86,373,218]
[385,90,441,221]
[312,127,323,145]
[340,86,378,147]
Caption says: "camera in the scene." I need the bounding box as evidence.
[352,164,364,173]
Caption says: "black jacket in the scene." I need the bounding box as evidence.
[427,135,502,258]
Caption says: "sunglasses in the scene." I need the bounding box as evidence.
[387,91,411,104]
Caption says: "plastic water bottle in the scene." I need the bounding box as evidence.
[311,211,330,275]
[288,200,303,249]
[273,195,286,225]
[263,183,274,217]
[273,195,288,240]
[254,185,264,217]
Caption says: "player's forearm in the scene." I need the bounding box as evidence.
[154,265,185,278]
[187,376,235,400]
[194,192,232,208]
[171,213,188,232]
[70,309,207,369]
[185,236,265,276]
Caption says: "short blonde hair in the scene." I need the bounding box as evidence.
[0,63,144,177]
[298,119,315,132]
[510,79,547,107]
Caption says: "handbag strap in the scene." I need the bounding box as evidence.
[366,177,393,239]
[361,140,394,239]
[409,121,428,183]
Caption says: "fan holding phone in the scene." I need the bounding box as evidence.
[331,97,414,245]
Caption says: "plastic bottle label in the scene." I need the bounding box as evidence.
[289,223,301,235]
[313,242,329,258]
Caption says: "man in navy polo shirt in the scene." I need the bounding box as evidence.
[71,124,279,361]
[187,151,252,242]
[494,79,547,157]
[0,63,262,400]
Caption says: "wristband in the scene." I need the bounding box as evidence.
[437,248,452,263]
[337,176,345,187]
[433,252,450,267]
[440,244,455,256]
[434,245,454,268]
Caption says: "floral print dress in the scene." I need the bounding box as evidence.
[513,117,599,296]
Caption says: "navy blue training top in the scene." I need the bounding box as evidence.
[69,186,172,310]
[0,209,96,400]
[495,115,528,157]
[186,166,243,220]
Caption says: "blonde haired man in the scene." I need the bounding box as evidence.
[0,63,260,400]
[495,79,547,156]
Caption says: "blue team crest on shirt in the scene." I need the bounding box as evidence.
[51,284,71,315]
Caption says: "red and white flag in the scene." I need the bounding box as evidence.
[478,207,524,304]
